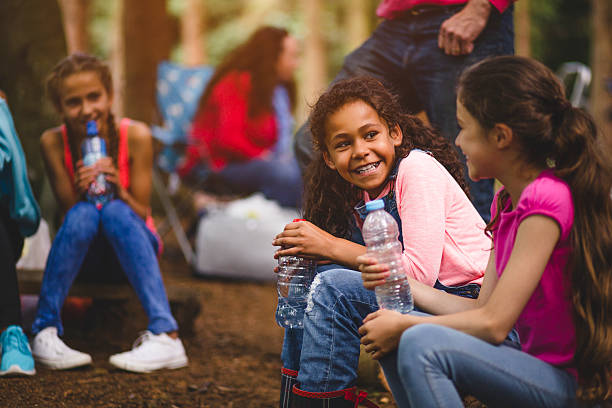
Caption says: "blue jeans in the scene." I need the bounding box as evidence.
[281,268,518,393]
[32,200,178,336]
[379,324,578,408]
[218,156,302,208]
[294,5,514,221]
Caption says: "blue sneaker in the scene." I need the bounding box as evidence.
[0,325,36,376]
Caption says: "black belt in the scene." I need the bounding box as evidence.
[397,3,464,19]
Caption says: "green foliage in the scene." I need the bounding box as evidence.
[530,0,591,71]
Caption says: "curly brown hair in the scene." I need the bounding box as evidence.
[196,26,296,118]
[459,55,612,403]
[46,53,119,171]
[303,76,470,239]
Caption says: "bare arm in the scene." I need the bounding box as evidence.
[118,121,153,219]
[273,220,366,269]
[360,215,561,358]
[357,252,490,314]
[40,128,78,214]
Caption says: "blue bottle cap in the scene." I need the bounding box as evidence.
[86,120,98,136]
[365,199,384,212]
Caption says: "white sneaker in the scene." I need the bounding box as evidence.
[32,327,92,370]
[109,331,188,373]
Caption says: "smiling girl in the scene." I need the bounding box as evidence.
[273,77,497,407]
[31,53,188,373]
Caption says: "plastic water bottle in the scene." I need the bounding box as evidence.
[362,199,413,313]
[81,120,114,209]
[276,218,317,329]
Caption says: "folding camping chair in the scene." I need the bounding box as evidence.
[151,61,214,264]
[557,61,592,109]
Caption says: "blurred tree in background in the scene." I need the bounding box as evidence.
[1,0,609,204]
[0,0,67,223]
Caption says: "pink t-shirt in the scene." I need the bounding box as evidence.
[376,0,515,19]
[492,170,576,375]
[365,150,489,287]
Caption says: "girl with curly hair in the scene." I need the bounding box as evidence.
[273,76,498,407]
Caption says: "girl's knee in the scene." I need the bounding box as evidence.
[305,269,369,313]
[399,324,453,357]
[62,202,99,238]
[100,200,131,221]
[100,200,135,230]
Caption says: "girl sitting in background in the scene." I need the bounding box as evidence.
[32,53,188,373]
[179,26,302,208]
[359,55,612,407]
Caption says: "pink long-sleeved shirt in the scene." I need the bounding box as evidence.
[364,151,489,287]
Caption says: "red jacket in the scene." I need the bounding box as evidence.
[180,71,277,174]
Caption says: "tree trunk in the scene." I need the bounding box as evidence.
[181,0,207,66]
[112,0,173,123]
[0,0,67,197]
[57,0,91,54]
[591,0,612,153]
[299,0,327,123]
[344,0,369,54]
[514,0,530,57]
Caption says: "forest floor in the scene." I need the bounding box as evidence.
[0,242,396,408]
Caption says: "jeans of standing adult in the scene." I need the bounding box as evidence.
[32,200,178,336]
[294,4,514,221]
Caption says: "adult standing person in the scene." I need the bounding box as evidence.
[294,0,515,221]
[0,90,40,376]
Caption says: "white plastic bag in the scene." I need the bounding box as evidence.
[193,193,299,281]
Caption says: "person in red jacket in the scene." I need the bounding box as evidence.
[179,26,301,208]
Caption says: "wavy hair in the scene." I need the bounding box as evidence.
[196,26,296,118]
[304,76,470,239]
[46,53,119,170]
[458,55,612,403]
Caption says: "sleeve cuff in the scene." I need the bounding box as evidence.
[489,0,514,13]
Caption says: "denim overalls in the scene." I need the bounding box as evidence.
[282,152,481,376]
[350,152,481,299]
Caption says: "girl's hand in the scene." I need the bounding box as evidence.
[94,157,128,201]
[356,254,390,290]
[272,220,336,260]
[358,309,416,360]
[74,159,98,197]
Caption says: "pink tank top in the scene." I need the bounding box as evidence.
[61,119,163,253]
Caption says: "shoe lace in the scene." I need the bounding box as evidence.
[2,327,30,355]
[131,331,154,350]
[344,389,380,408]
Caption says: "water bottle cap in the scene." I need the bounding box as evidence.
[86,120,98,136]
[365,199,384,212]
[293,218,305,222]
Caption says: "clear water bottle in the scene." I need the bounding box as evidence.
[362,199,413,313]
[276,218,317,329]
[81,120,114,209]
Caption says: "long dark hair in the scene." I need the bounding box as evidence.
[46,53,119,170]
[458,55,612,403]
[304,76,470,239]
[196,26,296,117]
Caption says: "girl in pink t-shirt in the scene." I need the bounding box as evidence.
[359,56,612,407]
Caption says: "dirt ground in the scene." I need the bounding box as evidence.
[0,245,396,408]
